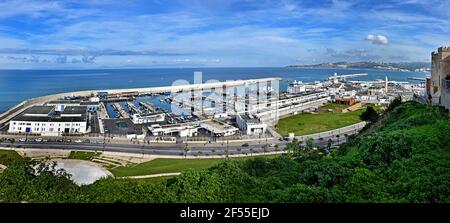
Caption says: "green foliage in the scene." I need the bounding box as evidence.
[360,106,379,122]
[0,161,79,203]
[387,95,402,112]
[0,150,25,166]
[68,151,101,161]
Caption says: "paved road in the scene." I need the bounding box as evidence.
[0,122,363,157]
[0,137,350,157]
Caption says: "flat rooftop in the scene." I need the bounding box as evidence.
[200,120,238,133]
[12,106,87,122]
[240,114,260,123]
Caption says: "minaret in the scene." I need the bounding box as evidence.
[385,76,388,94]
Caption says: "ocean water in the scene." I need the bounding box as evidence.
[0,67,427,113]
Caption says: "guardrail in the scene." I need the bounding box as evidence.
[295,121,367,141]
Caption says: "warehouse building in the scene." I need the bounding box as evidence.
[8,105,88,136]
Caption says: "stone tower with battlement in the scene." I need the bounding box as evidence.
[430,46,450,109]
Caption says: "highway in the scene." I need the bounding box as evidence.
[0,136,348,157]
[0,121,363,157]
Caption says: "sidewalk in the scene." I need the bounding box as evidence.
[118,172,181,179]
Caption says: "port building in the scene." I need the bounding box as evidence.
[8,105,88,135]
[236,114,267,135]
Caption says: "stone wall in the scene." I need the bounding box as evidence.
[430,46,450,109]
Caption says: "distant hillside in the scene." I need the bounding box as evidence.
[287,61,431,72]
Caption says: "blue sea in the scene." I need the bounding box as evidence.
[0,67,427,113]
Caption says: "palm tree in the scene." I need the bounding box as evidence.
[274,144,279,151]
[183,143,190,159]
[262,145,268,154]
[236,148,242,155]
[197,150,203,156]
[336,135,340,144]
[211,149,216,156]
[224,149,229,159]
[249,148,254,156]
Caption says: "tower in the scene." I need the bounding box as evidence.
[385,76,388,94]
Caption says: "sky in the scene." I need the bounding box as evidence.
[0,0,448,69]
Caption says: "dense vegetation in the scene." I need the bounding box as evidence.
[1,101,449,203]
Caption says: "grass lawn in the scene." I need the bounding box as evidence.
[110,154,280,177]
[0,149,24,166]
[277,104,365,136]
[67,151,101,161]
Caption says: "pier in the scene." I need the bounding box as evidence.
[139,102,157,113]
[113,103,130,119]
[127,102,141,114]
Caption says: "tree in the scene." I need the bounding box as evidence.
[262,145,268,154]
[236,148,242,155]
[360,106,379,122]
[183,144,190,159]
[249,148,254,156]
[327,138,333,149]
[387,95,402,112]
[305,138,314,151]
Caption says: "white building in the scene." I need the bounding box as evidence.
[8,106,88,136]
[200,120,239,137]
[46,100,100,111]
[236,114,267,135]
[148,123,198,137]
[132,112,165,124]
[287,80,306,94]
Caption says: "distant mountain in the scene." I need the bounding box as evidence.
[287,61,431,72]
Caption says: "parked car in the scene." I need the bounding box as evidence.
[35,138,43,142]
[242,143,249,147]
[74,139,83,143]
[19,138,26,142]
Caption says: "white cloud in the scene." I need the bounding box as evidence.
[365,34,389,45]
